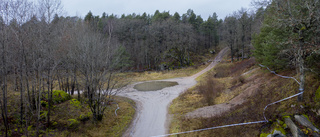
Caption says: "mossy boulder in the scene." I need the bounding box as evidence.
[260,132,271,137]
[67,119,80,130]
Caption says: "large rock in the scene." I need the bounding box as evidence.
[284,117,307,137]
[294,115,320,133]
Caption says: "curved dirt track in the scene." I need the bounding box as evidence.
[118,48,228,137]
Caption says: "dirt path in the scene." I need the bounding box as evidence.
[118,48,229,137]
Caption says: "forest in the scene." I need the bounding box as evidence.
[1,0,320,136]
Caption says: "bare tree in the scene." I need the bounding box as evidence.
[37,0,63,23]
[224,16,238,62]
[8,0,35,131]
[70,22,124,121]
[0,1,10,136]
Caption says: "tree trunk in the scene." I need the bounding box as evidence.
[47,69,51,126]
[242,26,245,61]
[231,43,234,63]
[297,31,304,102]
[20,63,24,128]
[71,66,77,95]
[36,71,42,137]
[1,36,9,137]
[66,69,70,94]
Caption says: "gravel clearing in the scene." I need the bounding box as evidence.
[118,48,228,137]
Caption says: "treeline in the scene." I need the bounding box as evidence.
[82,8,264,69]
[82,9,222,70]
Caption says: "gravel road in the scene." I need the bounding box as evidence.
[118,48,228,137]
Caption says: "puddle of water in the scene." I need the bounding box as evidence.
[134,81,178,91]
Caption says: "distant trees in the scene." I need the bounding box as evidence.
[224,16,237,62]
[84,9,223,70]
[220,8,255,63]
[200,13,220,50]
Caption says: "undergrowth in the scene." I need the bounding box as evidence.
[0,94,135,137]
[54,96,135,137]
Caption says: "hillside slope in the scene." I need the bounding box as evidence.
[169,57,320,137]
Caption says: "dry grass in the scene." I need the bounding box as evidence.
[122,49,219,84]
[197,74,225,105]
[170,89,204,115]
[230,58,256,76]
[120,64,209,83]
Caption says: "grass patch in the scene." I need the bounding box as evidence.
[120,64,209,83]
[114,50,218,84]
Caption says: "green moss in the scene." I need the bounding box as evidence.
[282,115,291,119]
[302,114,311,122]
[277,119,284,125]
[273,126,286,135]
[315,86,320,101]
[44,90,71,104]
[277,119,288,129]
[67,119,80,129]
[69,99,81,109]
[260,132,271,137]
[282,123,287,129]
[52,90,71,103]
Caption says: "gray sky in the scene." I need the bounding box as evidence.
[61,0,253,20]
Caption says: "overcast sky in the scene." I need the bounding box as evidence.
[60,0,253,20]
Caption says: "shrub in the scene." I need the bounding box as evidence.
[67,119,80,130]
[231,76,246,85]
[40,110,48,120]
[70,99,81,109]
[41,100,49,108]
[43,90,71,104]
[198,77,223,105]
[315,86,320,102]
[78,114,90,122]
[52,90,71,103]
[214,64,232,78]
